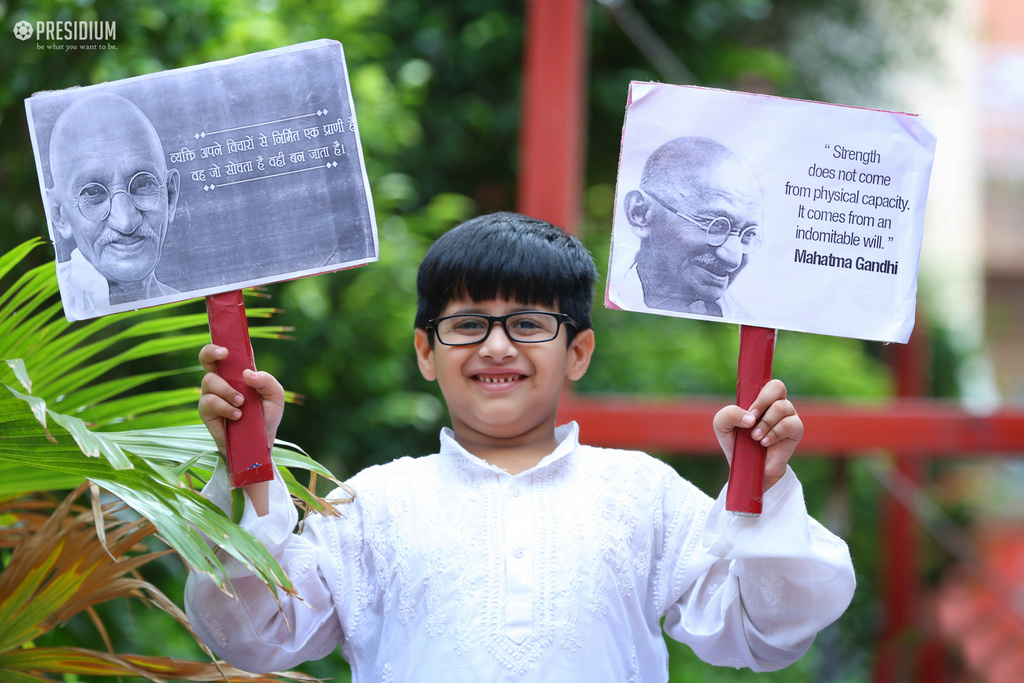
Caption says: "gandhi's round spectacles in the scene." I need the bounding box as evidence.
[427,312,576,346]
[646,191,762,253]
[59,171,165,222]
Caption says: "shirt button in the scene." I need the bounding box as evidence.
[511,486,522,497]
[513,547,525,559]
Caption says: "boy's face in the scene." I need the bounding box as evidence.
[414,297,595,451]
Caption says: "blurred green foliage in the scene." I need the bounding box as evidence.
[2,0,954,680]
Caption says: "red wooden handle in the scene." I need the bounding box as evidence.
[726,326,777,515]
[205,291,274,489]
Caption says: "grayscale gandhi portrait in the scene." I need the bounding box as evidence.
[30,40,379,322]
[622,136,764,318]
[46,93,180,318]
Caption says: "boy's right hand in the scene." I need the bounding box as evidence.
[198,344,285,456]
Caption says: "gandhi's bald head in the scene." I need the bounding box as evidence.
[49,93,167,193]
[639,137,761,211]
[46,93,178,303]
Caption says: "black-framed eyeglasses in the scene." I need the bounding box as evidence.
[426,311,577,346]
[645,190,763,253]
[58,171,166,222]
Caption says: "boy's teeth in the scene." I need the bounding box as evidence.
[479,375,517,383]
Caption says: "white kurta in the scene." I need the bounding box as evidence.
[185,422,855,682]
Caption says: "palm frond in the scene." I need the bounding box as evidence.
[0,238,348,681]
[0,487,321,682]
[0,239,345,591]
[0,647,322,682]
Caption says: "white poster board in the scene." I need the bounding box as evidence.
[606,82,936,343]
[26,39,377,321]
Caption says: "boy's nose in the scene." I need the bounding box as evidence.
[479,321,517,358]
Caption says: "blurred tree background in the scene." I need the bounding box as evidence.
[1,0,953,680]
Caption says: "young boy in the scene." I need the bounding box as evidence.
[185,212,855,681]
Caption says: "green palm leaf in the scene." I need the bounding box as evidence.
[0,239,339,592]
[0,239,42,282]
[0,357,340,594]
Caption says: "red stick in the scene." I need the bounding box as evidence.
[205,291,274,488]
[726,325,777,515]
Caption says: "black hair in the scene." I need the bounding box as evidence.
[415,212,597,339]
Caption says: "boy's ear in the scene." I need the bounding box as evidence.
[623,190,654,238]
[413,328,437,382]
[565,329,595,382]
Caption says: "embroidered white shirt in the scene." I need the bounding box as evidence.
[184,422,855,681]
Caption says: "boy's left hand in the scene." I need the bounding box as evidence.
[713,379,803,492]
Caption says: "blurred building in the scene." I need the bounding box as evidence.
[979,0,1024,403]
[931,6,1024,681]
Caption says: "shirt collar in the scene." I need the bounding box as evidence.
[439,421,580,477]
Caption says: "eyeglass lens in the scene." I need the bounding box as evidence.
[77,172,163,221]
[436,313,563,344]
[705,218,761,251]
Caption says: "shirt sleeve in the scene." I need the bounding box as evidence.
[661,466,856,672]
[183,461,346,674]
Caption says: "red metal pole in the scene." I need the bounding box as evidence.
[875,318,928,682]
[517,0,587,234]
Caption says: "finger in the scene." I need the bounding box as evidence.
[750,396,795,436]
[713,405,756,433]
[200,371,244,407]
[241,369,286,445]
[745,378,787,419]
[751,397,799,442]
[242,369,285,404]
[755,413,804,448]
[198,390,243,423]
[198,391,231,455]
[199,344,228,373]
[712,405,753,463]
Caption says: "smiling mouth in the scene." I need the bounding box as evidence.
[473,373,524,385]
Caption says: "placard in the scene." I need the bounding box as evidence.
[606,82,936,343]
[26,39,377,321]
